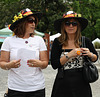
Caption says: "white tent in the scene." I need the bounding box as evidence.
[50,33,61,41]
[92,38,100,44]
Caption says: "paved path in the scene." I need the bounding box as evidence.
[0,65,100,97]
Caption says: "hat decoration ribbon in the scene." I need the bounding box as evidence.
[12,11,33,23]
[8,8,33,29]
[63,13,82,18]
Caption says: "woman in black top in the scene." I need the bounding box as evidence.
[50,11,98,97]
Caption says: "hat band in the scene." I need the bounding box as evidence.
[23,11,33,16]
[12,11,33,23]
[63,13,82,18]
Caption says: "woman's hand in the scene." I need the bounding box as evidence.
[7,59,21,69]
[27,59,43,68]
[0,51,21,70]
[60,48,82,65]
[81,48,91,57]
[0,59,21,70]
[68,48,82,58]
[81,48,97,62]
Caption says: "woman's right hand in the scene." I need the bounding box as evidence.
[60,48,82,65]
[7,59,21,69]
[68,48,82,58]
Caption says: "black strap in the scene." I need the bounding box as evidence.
[82,36,91,62]
[82,36,86,48]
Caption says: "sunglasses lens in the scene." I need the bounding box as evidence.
[72,22,77,26]
[27,18,36,24]
[65,22,70,26]
[65,22,77,26]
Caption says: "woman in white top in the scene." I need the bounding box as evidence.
[0,8,48,97]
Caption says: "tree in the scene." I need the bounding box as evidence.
[0,0,23,28]
[0,0,100,40]
[39,0,70,34]
[68,0,100,40]
[0,0,68,34]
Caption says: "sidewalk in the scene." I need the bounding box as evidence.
[0,65,100,97]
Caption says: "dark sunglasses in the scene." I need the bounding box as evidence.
[27,18,36,24]
[65,21,78,26]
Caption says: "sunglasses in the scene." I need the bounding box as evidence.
[65,21,78,26]
[27,18,36,24]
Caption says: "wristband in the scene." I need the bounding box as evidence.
[91,53,94,59]
[65,54,69,59]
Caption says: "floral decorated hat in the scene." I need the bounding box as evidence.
[54,11,88,33]
[9,8,42,31]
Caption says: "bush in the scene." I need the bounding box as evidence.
[94,42,100,49]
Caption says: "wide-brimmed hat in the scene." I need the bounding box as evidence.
[9,8,42,31]
[54,11,88,33]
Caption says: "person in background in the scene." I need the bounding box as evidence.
[0,8,48,97]
[50,11,98,97]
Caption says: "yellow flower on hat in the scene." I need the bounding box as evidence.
[75,13,82,17]
[18,13,23,19]
[77,14,82,17]
[12,14,23,23]
[12,15,19,23]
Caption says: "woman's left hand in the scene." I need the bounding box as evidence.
[27,59,42,67]
[81,48,92,57]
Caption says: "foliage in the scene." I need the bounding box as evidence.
[0,0,100,40]
[0,1,23,28]
[0,0,67,33]
[94,42,100,49]
[69,0,100,40]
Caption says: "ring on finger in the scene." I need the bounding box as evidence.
[31,64,34,66]
[77,51,81,55]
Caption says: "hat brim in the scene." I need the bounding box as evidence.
[54,17,88,33]
[10,12,42,31]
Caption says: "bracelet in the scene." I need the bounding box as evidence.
[5,64,9,70]
[90,53,94,59]
[65,54,69,60]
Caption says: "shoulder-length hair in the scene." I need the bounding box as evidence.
[58,19,82,47]
[13,16,37,38]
